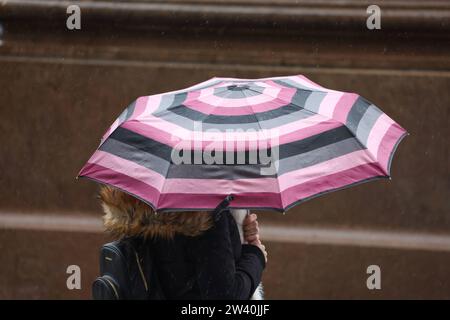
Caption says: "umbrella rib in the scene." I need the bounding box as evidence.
[268,83,386,174]
[152,81,225,118]
[155,88,231,211]
[252,84,387,176]
[241,88,283,210]
[245,85,307,112]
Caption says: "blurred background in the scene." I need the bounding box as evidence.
[0,0,449,299]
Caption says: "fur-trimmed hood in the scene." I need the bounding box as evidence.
[99,186,213,239]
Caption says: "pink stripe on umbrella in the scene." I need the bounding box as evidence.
[376,122,407,174]
[132,112,329,144]
[80,162,161,208]
[157,192,283,210]
[161,177,279,194]
[85,150,166,191]
[134,94,163,119]
[120,114,337,150]
[366,113,395,161]
[195,86,284,107]
[184,99,255,116]
[318,91,345,118]
[332,93,359,124]
[281,162,386,209]
[278,149,379,192]
[84,148,279,197]
[183,89,296,115]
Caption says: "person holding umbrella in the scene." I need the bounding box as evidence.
[80,75,406,300]
[98,186,267,300]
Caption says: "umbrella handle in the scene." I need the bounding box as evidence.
[212,195,234,222]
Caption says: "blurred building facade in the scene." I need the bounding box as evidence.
[0,0,449,299]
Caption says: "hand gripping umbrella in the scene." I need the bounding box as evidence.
[77,75,408,213]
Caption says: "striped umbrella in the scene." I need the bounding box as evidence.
[77,75,407,212]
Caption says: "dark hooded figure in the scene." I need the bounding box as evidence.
[99,186,267,300]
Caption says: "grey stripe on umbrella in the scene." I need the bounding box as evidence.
[152,107,315,131]
[100,138,272,179]
[303,91,328,113]
[156,102,314,127]
[213,84,265,99]
[100,138,363,180]
[99,138,170,176]
[167,134,362,179]
[166,163,275,179]
[153,92,188,116]
[346,96,372,135]
[117,101,136,124]
[99,125,355,179]
[277,137,364,175]
[149,88,325,128]
[355,104,383,146]
[107,126,352,164]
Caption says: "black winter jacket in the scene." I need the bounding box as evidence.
[151,210,265,299]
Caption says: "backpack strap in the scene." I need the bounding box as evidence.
[128,238,149,292]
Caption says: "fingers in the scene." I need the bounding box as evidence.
[249,239,261,247]
[244,227,259,237]
[243,221,258,236]
[257,243,268,263]
[243,213,266,263]
[243,213,260,244]
[243,220,258,232]
[262,245,267,263]
[246,234,260,243]
[243,213,257,226]
[244,227,259,244]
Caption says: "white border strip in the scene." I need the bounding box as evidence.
[0,212,103,233]
[260,225,450,252]
[1,212,450,252]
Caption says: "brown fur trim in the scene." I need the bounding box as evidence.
[98,186,213,239]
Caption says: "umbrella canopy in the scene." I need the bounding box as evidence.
[77,75,407,212]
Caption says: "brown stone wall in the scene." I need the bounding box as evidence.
[0,0,449,299]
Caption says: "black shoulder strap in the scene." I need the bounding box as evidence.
[128,237,166,300]
[212,195,234,222]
